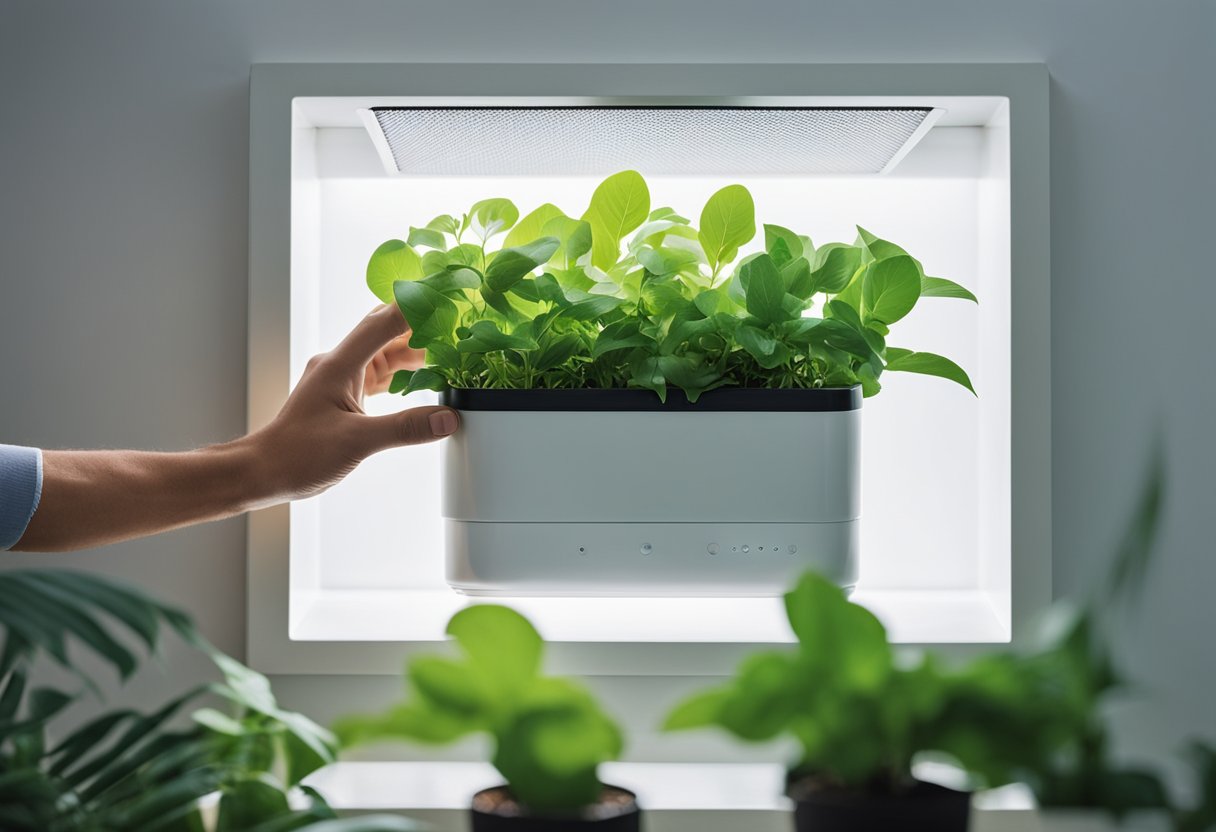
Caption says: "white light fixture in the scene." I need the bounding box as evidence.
[362,106,941,176]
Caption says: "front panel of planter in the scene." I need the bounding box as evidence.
[278,89,1021,649]
[442,388,860,595]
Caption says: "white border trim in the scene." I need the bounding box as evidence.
[248,63,1050,677]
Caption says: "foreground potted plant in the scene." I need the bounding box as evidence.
[0,569,415,832]
[662,569,1032,832]
[335,605,639,831]
[367,171,978,596]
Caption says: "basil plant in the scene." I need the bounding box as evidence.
[367,170,977,402]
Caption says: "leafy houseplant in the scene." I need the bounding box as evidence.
[369,170,976,401]
[662,570,1035,832]
[365,171,979,597]
[335,605,639,831]
[0,568,416,832]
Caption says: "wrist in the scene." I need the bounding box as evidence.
[212,431,280,513]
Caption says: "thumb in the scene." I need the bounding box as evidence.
[364,405,460,453]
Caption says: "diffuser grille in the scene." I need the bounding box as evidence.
[367,106,936,176]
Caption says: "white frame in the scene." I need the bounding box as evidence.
[248,63,1051,677]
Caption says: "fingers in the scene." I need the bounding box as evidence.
[362,405,460,453]
[328,304,409,376]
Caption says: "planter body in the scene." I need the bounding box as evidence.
[1036,810,1171,832]
[470,786,641,832]
[792,781,971,832]
[441,387,861,596]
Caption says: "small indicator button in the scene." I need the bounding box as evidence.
[741,545,750,553]
[707,543,720,555]
[640,543,653,555]
[789,545,798,554]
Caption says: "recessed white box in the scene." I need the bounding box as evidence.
[247,64,1050,677]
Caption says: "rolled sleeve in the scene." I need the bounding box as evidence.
[0,444,43,550]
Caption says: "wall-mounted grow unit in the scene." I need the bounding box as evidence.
[247,63,1050,680]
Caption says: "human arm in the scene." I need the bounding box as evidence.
[9,304,457,552]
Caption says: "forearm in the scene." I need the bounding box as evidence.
[14,437,272,552]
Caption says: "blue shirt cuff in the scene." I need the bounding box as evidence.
[0,444,43,550]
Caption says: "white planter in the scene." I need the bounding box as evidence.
[440,387,861,596]
[1035,809,1171,832]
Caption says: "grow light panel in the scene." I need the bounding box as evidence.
[363,106,939,176]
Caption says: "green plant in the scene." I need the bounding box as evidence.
[335,605,623,812]
[368,170,977,402]
[0,569,417,832]
[663,570,1022,795]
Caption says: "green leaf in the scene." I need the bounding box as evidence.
[699,184,756,271]
[862,255,921,325]
[419,266,481,297]
[456,320,538,354]
[409,656,490,718]
[406,226,447,251]
[542,216,593,269]
[468,198,519,243]
[784,572,893,691]
[593,320,651,358]
[764,224,803,261]
[884,348,976,394]
[394,281,458,349]
[504,203,566,250]
[855,226,909,262]
[810,243,863,295]
[216,777,290,832]
[366,240,422,304]
[485,238,561,293]
[533,333,582,372]
[388,368,446,395]
[736,324,788,369]
[741,254,794,324]
[425,214,461,236]
[638,245,700,276]
[921,275,978,302]
[446,605,544,696]
[582,170,650,270]
[662,688,730,731]
[557,294,624,322]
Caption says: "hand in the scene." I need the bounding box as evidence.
[247,304,459,503]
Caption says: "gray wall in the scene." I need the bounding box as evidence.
[2,0,1213,782]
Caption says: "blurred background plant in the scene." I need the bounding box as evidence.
[335,604,625,815]
[0,568,417,832]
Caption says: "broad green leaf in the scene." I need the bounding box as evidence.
[884,349,976,394]
[741,254,794,324]
[456,320,538,354]
[784,572,892,691]
[782,256,814,299]
[542,216,593,269]
[409,656,490,717]
[446,605,543,695]
[662,687,730,730]
[334,702,476,747]
[468,198,519,243]
[921,275,978,302]
[716,652,806,741]
[764,224,803,261]
[366,240,423,304]
[485,238,561,293]
[504,203,566,249]
[592,320,651,358]
[699,184,756,271]
[638,245,700,276]
[425,214,461,236]
[557,294,624,322]
[406,226,447,251]
[582,170,650,270]
[388,367,446,395]
[810,244,863,295]
[533,333,582,372]
[736,324,788,369]
[855,226,909,262]
[216,778,291,831]
[862,255,921,325]
[192,707,243,736]
[393,281,458,349]
[494,704,620,811]
[657,354,721,402]
[420,267,481,297]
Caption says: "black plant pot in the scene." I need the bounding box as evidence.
[789,778,971,832]
[470,785,642,832]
